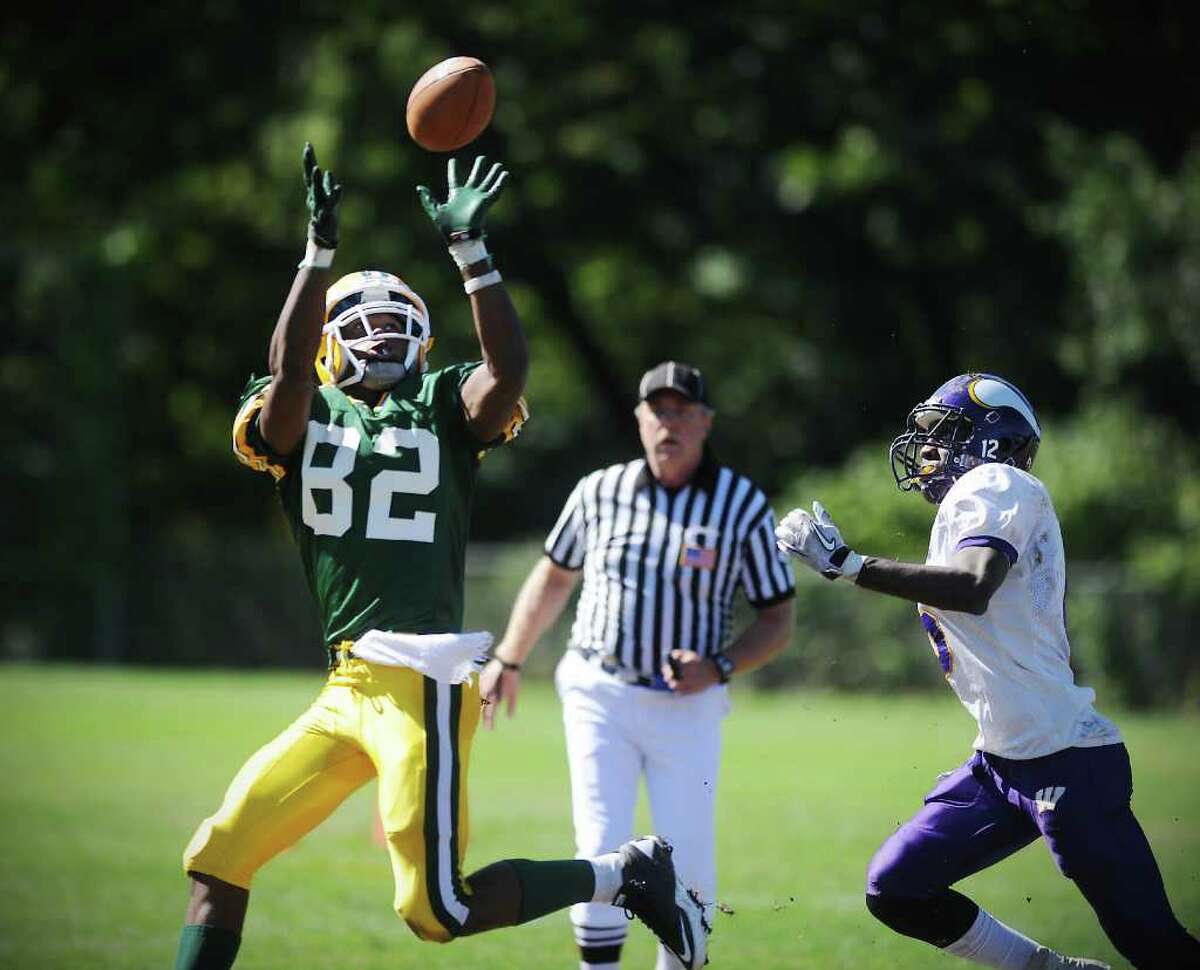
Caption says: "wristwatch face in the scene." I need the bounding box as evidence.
[713,653,734,682]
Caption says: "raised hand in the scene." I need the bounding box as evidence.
[303,142,343,249]
[416,155,509,243]
[776,501,860,581]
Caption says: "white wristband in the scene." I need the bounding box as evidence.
[464,270,503,295]
[297,239,335,269]
[448,236,490,269]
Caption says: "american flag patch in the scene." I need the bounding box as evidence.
[680,545,717,569]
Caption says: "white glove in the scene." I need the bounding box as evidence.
[775,501,864,582]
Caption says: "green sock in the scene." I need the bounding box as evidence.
[508,859,596,924]
[174,924,241,970]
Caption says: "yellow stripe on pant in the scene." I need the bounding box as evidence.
[183,658,481,942]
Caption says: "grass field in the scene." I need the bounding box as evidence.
[0,664,1195,969]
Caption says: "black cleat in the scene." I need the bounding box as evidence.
[613,836,710,968]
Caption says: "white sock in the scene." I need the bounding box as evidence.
[589,851,624,903]
[655,944,686,969]
[943,908,1042,968]
[580,963,619,970]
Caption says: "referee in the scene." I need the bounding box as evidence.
[481,361,795,970]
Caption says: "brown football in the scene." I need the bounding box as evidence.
[406,56,496,153]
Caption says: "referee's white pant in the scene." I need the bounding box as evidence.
[555,649,728,968]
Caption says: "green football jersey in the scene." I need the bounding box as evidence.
[233,364,512,646]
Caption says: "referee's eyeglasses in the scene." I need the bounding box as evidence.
[641,399,709,423]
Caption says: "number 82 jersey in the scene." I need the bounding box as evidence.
[232,363,519,646]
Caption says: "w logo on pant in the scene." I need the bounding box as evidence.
[1034,786,1067,813]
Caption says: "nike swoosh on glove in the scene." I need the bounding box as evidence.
[775,501,863,581]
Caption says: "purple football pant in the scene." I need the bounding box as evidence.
[867,743,1199,969]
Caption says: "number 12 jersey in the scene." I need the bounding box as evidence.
[918,463,1120,759]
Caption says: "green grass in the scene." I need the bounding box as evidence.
[0,664,1196,969]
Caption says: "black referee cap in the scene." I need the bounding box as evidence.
[638,361,710,407]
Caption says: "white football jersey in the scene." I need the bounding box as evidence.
[919,463,1121,759]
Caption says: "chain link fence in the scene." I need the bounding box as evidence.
[6,535,1197,709]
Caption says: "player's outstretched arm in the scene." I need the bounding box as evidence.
[776,502,1010,614]
[418,156,528,442]
[259,143,343,457]
[855,547,1009,614]
[480,556,580,729]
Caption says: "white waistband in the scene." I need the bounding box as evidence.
[351,630,493,685]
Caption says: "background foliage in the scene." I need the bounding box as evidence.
[3,1,1197,704]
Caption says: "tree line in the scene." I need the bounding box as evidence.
[4,2,1197,702]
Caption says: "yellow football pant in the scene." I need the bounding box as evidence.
[183,658,480,942]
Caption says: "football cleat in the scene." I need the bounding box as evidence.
[613,836,710,969]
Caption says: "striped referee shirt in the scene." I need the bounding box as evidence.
[544,455,795,678]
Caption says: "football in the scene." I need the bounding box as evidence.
[406,56,496,153]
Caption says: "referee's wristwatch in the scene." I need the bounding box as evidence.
[710,651,735,684]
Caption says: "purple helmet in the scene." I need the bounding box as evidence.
[889,373,1041,504]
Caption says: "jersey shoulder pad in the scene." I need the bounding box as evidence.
[425,361,481,402]
[953,462,1044,504]
[232,374,327,481]
[233,375,287,481]
[939,463,1044,560]
[416,361,530,452]
[494,395,529,445]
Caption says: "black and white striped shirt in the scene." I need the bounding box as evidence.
[544,457,795,677]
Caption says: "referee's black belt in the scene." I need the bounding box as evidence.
[573,647,670,691]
